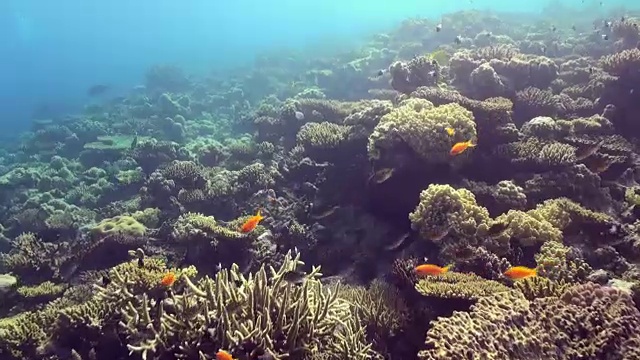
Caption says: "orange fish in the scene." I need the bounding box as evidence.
[240,210,264,233]
[415,264,450,276]
[450,140,476,156]
[504,266,537,280]
[160,271,176,287]
[216,350,234,360]
[445,127,455,136]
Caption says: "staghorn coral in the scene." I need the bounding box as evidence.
[368,99,476,163]
[117,251,377,359]
[409,184,495,258]
[338,279,409,355]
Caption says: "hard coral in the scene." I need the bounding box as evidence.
[409,184,494,259]
[419,283,640,360]
[90,215,146,238]
[368,99,476,163]
[120,251,377,359]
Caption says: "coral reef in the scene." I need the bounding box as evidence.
[2,7,640,359]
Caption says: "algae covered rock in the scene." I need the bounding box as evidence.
[0,274,17,293]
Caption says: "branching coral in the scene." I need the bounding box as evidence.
[338,279,409,354]
[118,251,377,359]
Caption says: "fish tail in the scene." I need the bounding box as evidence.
[256,209,262,217]
[443,264,452,273]
[467,140,476,147]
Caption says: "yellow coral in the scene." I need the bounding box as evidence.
[493,209,563,246]
[90,215,146,238]
[410,184,494,258]
[368,99,477,163]
[416,272,511,302]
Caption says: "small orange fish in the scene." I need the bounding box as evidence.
[504,266,537,280]
[216,350,234,360]
[240,210,264,233]
[445,127,455,136]
[450,140,475,156]
[415,264,450,276]
[160,271,176,287]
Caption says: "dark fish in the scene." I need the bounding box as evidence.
[487,221,509,236]
[101,275,111,286]
[369,168,395,184]
[551,25,557,32]
[436,23,442,32]
[87,84,109,97]
[281,270,307,285]
[575,140,605,161]
[385,232,411,251]
[130,135,138,150]
[454,35,462,44]
[376,69,384,77]
[589,67,594,74]
[602,34,609,40]
[137,257,144,268]
[310,205,340,220]
[572,25,577,31]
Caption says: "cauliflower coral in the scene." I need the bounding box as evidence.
[367,98,477,163]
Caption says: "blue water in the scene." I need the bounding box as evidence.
[0,0,633,135]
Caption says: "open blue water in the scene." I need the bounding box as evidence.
[0,0,635,135]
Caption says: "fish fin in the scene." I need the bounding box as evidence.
[468,140,477,147]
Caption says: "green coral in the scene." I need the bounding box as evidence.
[409,184,493,258]
[368,99,477,163]
[90,215,146,238]
[115,167,145,185]
[493,209,563,246]
[130,208,162,228]
[16,281,66,302]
